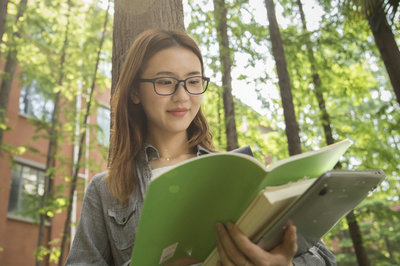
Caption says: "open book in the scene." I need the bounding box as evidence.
[203,169,385,265]
[130,139,362,265]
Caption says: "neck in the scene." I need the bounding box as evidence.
[146,131,193,159]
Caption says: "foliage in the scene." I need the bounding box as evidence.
[189,0,400,264]
[279,1,400,264]
[1,0,112,263]
[1,0,399,264]
[34,238,61,263]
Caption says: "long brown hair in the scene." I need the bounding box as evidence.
[108,29,214,204]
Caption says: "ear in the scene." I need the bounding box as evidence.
[131,92,140,104]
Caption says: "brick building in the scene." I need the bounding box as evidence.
[0,62,110,265]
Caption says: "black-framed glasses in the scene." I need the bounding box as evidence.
[139,76,210,96]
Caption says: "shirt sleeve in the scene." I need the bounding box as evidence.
[65,178,113,266]
[293,241,337,266]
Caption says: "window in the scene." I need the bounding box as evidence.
[97,106,110,147]
[8,162,45,221]
[98,51,112,79]
[19,80,54,122]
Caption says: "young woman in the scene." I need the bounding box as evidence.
[66,29,336,266]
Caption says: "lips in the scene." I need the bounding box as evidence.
[167,108,188,117]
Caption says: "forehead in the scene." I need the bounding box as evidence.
[142,46,202,76]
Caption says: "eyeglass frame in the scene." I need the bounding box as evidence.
[138,76,210,96]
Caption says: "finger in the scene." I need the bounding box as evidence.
[225,222,267,264]
[281,225,297,257]
[270,224,297,262]
[216,232,234,266]
[216,222,249,265]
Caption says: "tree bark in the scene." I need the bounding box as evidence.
[264,0,302,155]
[367,6,400,106]
[112,0,185,95]
[297,0,334,146]
[57,3,111,265]
[111,0,185,159]
[0,0,27,147]
[36,0,71,264]
[0,0,8,45]
[346,210,371,266]
[213,0,238,151]
[0,49,17,146]
[297,1,370,264]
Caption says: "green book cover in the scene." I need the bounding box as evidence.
[130,139,351,265]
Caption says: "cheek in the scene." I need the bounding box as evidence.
[193,95,203,110]
[139,88,164,112]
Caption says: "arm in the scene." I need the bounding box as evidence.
[292,241,336,266]
[65,178,113,266]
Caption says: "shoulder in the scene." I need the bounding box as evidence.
[91,171,108,183]
[87,171,109,193]
[87,170,141,208]
[84,171,120,206]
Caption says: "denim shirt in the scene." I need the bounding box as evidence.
[66,145,336,266]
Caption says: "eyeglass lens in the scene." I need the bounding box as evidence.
[154,77,206,95]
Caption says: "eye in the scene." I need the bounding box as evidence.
[156,78,174,86]
[188,77,202,85]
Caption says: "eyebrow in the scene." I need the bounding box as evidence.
[155,71,202,76]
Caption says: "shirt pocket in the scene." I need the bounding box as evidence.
[107,203,138,250]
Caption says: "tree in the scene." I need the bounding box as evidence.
[341,0,400,105]
[57,2,111,264]
[0,0,8,45]
[296,1,370,264]
[0,0,27,147]
[296,0,334,146]
[278,0,399,261]
[212,0,239,151]
[111,0,185,158]
[112,0,185,94]
[35,0,72,264]
[264,0,302,156]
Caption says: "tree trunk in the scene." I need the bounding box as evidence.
[217,86,222,147]
[297,1,370,264]
[346,211,371,266]
[213,0,238,151]
[367,7,400,106]
[36,0,71,265]
[0,0,8,45]
[296,0,334,146]
[58,3,111,265]
[264,0,302,156]
[0,0,27,147]
[111,0,185,159]
[112,0,185,95]
[0,49,18,146]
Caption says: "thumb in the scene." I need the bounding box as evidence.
[281,225,297,257]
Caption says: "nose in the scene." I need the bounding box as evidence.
[172,81,190,101]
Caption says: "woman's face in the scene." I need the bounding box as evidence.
[133,46,203,138]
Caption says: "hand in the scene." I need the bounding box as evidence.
[215,222,297,266]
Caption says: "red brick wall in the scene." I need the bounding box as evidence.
[0,62,110,265]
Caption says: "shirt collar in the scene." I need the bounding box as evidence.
[143,143,211,162]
